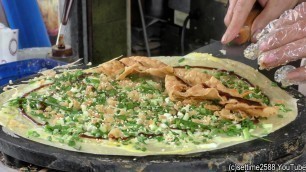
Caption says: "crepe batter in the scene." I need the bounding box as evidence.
[299,59,306,95]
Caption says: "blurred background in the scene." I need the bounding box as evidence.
[0,0,228,65]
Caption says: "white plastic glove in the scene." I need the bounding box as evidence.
[244,2,306,85]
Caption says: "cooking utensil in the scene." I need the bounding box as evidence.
[56,0,75,46]
[52,33,73,62]
[194,40,256,66]
[53,0,74,61]
[61,0,74,25]
[230,3,262,45]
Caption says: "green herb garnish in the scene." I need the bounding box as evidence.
[275,104,292,112]
[178,58,185,63]
[28,130,40,137]
[271,82,278,87]
[185,65,191,70]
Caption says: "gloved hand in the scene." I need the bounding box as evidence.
[222,0,300,44]
[244,2,306,85]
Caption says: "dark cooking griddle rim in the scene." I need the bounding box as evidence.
[0,75,305,172]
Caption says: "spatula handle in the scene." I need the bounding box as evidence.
[231,2,262,45]
[61,0,74,25]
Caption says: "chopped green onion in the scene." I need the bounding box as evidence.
[271,82,278,87]
[178,58,185,63]
[242,128,251,139]
[28,130,40,137]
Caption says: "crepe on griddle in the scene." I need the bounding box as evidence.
[0,53,297,156]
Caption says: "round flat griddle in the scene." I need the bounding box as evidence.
[0,72,305,172]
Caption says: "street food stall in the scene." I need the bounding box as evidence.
[0,0,305,171]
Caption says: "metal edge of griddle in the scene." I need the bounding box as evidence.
[0,77,305,172]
